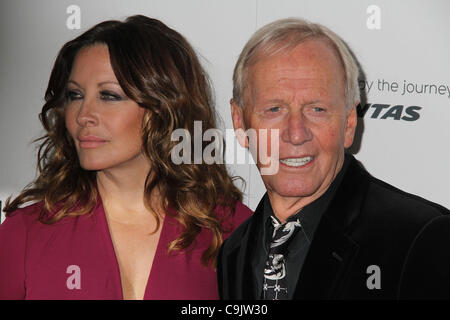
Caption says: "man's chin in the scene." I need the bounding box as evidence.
[268,184,319,199]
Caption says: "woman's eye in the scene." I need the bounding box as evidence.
[66,90,82,101]
[100,91,122,101]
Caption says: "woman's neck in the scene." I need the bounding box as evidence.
[96,155,161,225]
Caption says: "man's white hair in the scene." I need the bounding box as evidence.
[232,18,360,109]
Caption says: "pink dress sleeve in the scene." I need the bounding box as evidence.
[0,212,27,299]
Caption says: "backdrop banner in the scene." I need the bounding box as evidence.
[1,0,448,223]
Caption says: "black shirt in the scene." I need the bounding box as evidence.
[252,155,351,299]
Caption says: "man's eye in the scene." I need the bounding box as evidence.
[312,106,326,112]
[267,106,281,113]
[100,91,122,101]
[66,90,82,101]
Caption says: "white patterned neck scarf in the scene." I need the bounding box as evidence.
[262,216,302,300]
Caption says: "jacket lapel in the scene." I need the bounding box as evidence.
[293,155,369,299]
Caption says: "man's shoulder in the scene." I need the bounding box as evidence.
[345,156,448,217]
[364,173,449,220]
[339,158,448,244]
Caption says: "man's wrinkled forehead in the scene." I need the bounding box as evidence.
[243,39,346,108]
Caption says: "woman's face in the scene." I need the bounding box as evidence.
[65,44,147,171]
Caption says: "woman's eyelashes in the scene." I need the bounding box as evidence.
[99,90,123,101]
[65,89,124,102]
[66,89,83,101]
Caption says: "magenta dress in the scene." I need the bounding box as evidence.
[0,198,252,299]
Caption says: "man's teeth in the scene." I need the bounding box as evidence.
[280,156,313,167]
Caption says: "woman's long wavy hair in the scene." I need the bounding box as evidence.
[4,15,243,267]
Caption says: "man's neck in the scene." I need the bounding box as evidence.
[267,157,347,223]
[267,190,327,224]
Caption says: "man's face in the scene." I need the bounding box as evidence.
[232,39,357,208]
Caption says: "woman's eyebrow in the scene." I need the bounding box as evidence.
[66,80,120,87]
[98,81,120,87]
[67,79,81,87]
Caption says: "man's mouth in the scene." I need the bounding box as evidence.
[279,156,313,167]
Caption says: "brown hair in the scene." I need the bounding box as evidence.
[4,15,242,266]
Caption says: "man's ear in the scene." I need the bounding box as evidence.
[230,99,249,149]
[344,103,358,149]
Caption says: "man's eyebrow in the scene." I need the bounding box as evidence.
[304,100,322,106]
[263,99,286,104]
[258,98,324,106]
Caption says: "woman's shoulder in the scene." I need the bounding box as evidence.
[215,200,253,237]
[2,201,44,227]
[9,201,44,214]
[0,199,86,232]
[0,202,48,246]
[0,202,44,261]
[214,199,252,218]
[232,200,253,224]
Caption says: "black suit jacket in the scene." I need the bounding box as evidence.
[218,155,450,299]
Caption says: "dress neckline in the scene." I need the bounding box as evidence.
[96,195,169,300]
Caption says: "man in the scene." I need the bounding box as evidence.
[217,18,450,299]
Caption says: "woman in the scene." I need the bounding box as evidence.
[0,15,251,300]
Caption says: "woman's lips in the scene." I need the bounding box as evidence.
[78,136,107,149]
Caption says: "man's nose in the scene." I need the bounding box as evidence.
[281,111,312,145]
[76,97,99,127]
